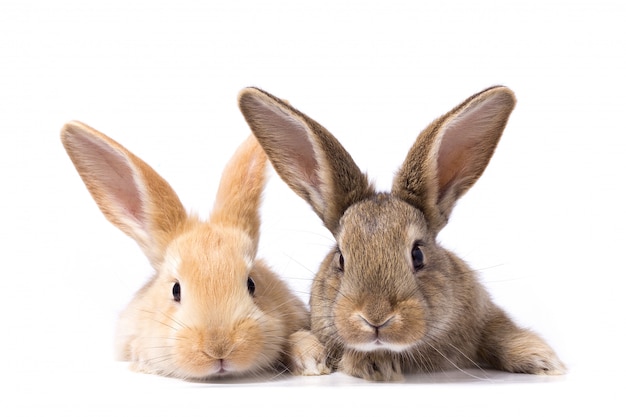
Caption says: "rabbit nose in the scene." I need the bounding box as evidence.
[206,346,232,360]
[359,314,394,331]
[205,331,235,358]
[206,343,234,359]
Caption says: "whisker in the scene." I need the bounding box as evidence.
[447,342,491,380]
[422,339,493,382]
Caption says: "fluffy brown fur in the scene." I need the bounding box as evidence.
[61,122,329,380]
[238,86,566,381]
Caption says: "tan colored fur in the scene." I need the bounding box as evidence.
[61,121,329,380]
[238,87,566,381]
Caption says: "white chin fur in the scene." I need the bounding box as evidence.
[348,341,411,353]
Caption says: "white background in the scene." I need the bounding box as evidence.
[1,0,624,416]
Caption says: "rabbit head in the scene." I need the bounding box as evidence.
[238,87,565,381]
[61,122,312,380]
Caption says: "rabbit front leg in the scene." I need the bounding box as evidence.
[339,350,404,381]
[287,330,332,376]
[479,308,566,375]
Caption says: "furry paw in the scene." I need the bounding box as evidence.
[500,331,567,375]
[339,351,404,382]
[288,330,332,376]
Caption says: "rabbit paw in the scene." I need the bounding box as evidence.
[288,330,331,376]
[500,332,567,375]
[339,350,404,382]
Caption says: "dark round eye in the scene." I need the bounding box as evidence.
[247,277,256,296]
[172,282,181,302]
[411,243,425,271]
[338,252,345,272]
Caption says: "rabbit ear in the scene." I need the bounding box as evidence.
[392,86,516,233]
[210,135,267,251]
[61,121,187,266]
[238,87,374,234]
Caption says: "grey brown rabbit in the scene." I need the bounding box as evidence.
[238,86,566,381]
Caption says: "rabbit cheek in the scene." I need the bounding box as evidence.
[333,296,374,347]
[393,299,429,346]
[224,318,273,372]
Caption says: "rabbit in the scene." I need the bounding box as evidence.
[237,86,566,381]
[61,121,329,380]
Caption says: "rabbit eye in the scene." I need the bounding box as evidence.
[172,282,181,302]
[411,243,425,271]
[338,252,345,272]
[247,277,256,296]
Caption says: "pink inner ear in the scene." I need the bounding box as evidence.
[436,119,474,194]
[251,99,321,189]
[81,135,145,225]
[436,97,506,197]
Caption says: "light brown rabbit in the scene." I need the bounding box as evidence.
[238,86,566,381]
[61,121,328,380]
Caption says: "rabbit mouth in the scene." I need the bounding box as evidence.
[215,359,229,375]
[335,307,426,353]
[201,358,249,379]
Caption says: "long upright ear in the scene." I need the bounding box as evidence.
[61,121,187,266]
[210,135,267,252]
[238,87,374,234]
[392,86,516,233]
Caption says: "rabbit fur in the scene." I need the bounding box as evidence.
[61,122,329,380]
[238,86,566,381]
